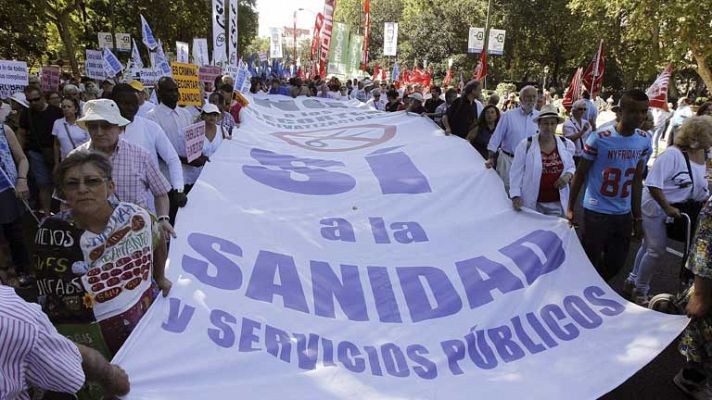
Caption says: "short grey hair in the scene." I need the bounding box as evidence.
[572,99,588,110]
[519,85,537,98]
[54,149,113,197]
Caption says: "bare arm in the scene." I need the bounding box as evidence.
[152,222,171,296]
[567,158,592,221]
[442,114,452,135]
[4,125,29,199]
[76,344,130,397]
[631,159,645,238]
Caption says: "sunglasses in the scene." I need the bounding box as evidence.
[63,176,109,191]
[27,97,42,102]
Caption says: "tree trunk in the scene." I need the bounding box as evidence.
[693,52,712,95]
[55,13,79,76]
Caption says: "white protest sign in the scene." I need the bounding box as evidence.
[98,32,131,51]
[0,60,28,99]
[488,28,506,55]
[114,95,687,400]
[141,15,158,51]
[139,68,163,86]
[183,121,206,163]
[383,22,398,56]
[176,41,190,63]
[192,38,210,66]
[212,0,227,65]
[85,50,105,80]
[98,32,114,49]
[269,27,283,59]
[103,48,124,78]
[467,27,485,54]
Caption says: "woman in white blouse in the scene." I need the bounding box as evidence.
[509,105,576,217]
[184,103,224,191]
[562,99,592,163]
[52,97,89,167]
[625,116,712,305]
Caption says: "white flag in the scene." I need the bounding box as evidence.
[383,22,398,56]
[102,48,123,78]
[269,27,283,59]
[192,38,210,66]
[212,0,227,65]
[131,39,143,69]
[228,0,239,66]
[140,14,158,51]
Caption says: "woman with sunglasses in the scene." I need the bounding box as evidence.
[52,96,89,170]
[33,149,171,361]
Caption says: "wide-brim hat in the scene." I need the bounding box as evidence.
[533,104,564,124]
[76,99,130,130]
[10,92,28,108]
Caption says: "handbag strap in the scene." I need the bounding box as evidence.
[63,122,78,149]
[681,150,694,200]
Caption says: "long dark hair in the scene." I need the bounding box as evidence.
[476,105,500,131]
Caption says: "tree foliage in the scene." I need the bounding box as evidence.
[0,0,258,76]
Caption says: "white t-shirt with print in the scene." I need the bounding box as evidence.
[644,146,709,204]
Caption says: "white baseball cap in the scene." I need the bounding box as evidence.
[201,103,221,115]
[76,99,130,129]
[410,92,424,102]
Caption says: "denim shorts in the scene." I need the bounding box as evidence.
[28,150,53,186]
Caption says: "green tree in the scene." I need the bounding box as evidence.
[0,0,49,67]
[570,0,712,92]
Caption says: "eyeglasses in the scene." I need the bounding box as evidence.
[27,97,42,102]
[63,176,109,191]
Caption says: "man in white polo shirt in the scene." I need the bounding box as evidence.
[485,85,540,193]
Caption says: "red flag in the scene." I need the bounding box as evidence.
[402,65,410,84]
[582,40,605,99]
[473,51,487,81]
[562,67,584,112]
[297,66,305,80]
[319,0,336,78]
[310,13,324,61]
[362,0,370,71]
[443,69,453,87]
[646,64,673,111]
[381,67,386,81]
[372,63,381,81]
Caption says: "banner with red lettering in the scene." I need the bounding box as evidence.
[319,0,336,77]
[362,0,370,71]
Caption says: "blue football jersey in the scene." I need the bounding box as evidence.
[582,126,652,214]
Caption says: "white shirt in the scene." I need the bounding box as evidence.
[474,99,484,119]
[509,134,577,212]
[136,101,155,117]
[146,104,200,185]
[121,115,184,190]
[51,118,90,159]
[561,117,592,156]
[644,146,709,204]
[366,98,386,111]
[351,88,366,102]
[487,106,540,155]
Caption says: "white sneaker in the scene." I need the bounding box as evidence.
[674,369,712,400]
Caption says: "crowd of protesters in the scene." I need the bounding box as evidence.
[1,67,712,399]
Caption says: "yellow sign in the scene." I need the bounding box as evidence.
[170,62,201,106]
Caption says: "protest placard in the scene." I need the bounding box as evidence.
[41,66,60,92]
[85,50,105,80]
[171,62,201,106]
[199,65,222,92]
[0,60,28,98]
[139,68,163,87]
[183,120,205,163]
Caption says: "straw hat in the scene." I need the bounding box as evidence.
[76,99,130,129]
[533,104,564,124]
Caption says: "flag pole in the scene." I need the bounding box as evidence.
[483,0,492,91]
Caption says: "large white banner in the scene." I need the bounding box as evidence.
[269,27,283,59]
[467,27,485,54]
[192,38,210,66]
[114,96,687,399]
[212,0,227,65]
[383,22,398,56]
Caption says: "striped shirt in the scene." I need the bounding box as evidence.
[75,138,171,208]
[0,285,85,399]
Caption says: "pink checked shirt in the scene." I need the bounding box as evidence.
[75,138,171,208]
[0,285,85,399]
